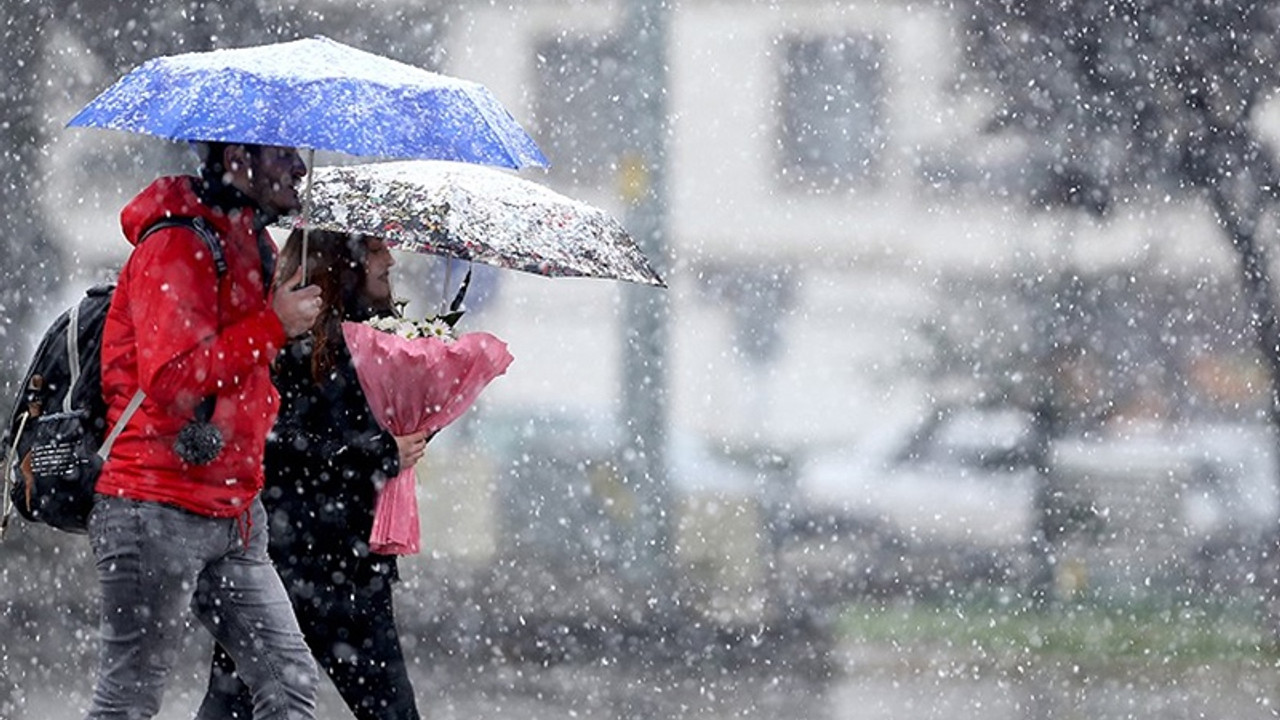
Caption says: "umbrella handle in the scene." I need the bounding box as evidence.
[450,267,472,313]
[441,259,452,314]
[300,148,316,284]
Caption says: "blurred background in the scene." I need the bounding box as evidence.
[6,0,1280,717]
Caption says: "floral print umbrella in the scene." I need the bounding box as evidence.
[282,160,666,287]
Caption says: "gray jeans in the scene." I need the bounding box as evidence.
[85,495,318,720]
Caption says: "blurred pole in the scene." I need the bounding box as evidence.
[618,0,675,607]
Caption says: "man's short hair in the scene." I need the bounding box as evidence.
[196,141,261,183]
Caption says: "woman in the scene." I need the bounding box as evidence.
[198,229,429,720]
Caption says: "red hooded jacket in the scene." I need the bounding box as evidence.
[97,176,287,517]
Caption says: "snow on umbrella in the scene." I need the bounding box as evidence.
[282,159,666,287]
[67,35,548,168]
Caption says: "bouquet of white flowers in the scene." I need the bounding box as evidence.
[344,294,512,555]
[364,300,460,342]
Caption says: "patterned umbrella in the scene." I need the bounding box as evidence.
[282,160,665,287]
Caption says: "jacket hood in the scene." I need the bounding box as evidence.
[120,175,262,246]
[120,176,209,247]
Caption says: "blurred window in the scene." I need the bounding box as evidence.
[777,34,886,191]
[533,34,628,186]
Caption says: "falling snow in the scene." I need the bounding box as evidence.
[3,1,1280,718]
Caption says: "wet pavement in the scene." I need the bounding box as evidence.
[15,631,1280,719]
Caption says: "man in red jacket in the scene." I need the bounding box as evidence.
[87,142,323,720]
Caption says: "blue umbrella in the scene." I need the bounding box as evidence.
[67,35,549,169]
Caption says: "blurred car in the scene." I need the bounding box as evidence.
[796,403,1040,552]
[1050,422,1280,594]
[797,401,1280,596]
[1053,422,1279,541]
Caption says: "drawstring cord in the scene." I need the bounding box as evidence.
[235,507,253,550]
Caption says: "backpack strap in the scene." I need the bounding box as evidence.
[62,300,85,415]
[97,390,144,461]
[1,410,32,534]
[97,218,229,462]
[146,217,230,432]
[141,217,227,278]
[256,229,276,296]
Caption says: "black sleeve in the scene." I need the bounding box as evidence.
[329,348,401,485]
[268,339,400,487]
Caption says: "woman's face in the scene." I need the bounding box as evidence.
[362,236,396,303]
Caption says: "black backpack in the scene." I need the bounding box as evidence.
[0,218,226,535]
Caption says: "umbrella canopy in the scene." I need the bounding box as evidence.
[67,36,548,169]
[282,160,665,287]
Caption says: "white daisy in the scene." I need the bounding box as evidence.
[419,318,456,342]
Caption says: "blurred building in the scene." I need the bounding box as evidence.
[30,0,1277,624]
[40,0,1258,456]
[411,0,1272,609]
[440,0,1246,450]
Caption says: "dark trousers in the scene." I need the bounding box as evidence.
[197,559,420,720]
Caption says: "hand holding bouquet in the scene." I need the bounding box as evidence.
[343,302,513,555]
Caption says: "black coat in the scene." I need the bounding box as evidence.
[260,333,401,582]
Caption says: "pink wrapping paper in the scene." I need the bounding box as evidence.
[342,321,514,554]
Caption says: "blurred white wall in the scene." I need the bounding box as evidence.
[443,0,1233,455]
